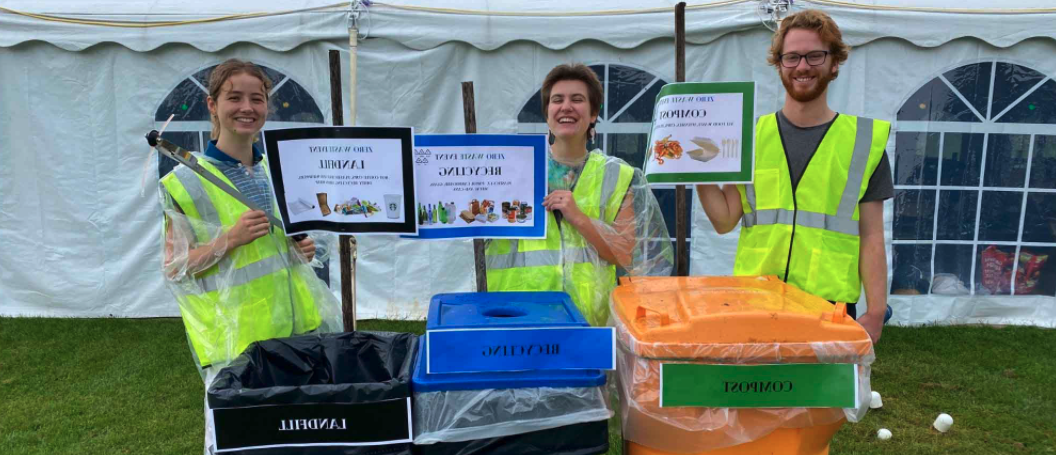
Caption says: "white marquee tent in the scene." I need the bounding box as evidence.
[2,0,1055,327]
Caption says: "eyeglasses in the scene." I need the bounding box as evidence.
[779,50,830,68]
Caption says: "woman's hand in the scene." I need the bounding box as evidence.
[543,190,585,225]
[228,210,270,248]
[294,236,316,262]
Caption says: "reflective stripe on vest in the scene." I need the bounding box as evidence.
[485,240,594,270]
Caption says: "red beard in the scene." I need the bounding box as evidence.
[781,67,836,103]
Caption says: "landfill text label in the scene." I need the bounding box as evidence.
[278,418,348,431]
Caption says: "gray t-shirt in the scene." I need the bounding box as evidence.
[776,110,893,203]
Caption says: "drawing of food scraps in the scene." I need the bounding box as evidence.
[686,137,721,162]
[652,135,684,165]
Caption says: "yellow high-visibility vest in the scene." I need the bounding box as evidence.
[161,159,320,366]
[735,113,889,303]
[485,152,634,326]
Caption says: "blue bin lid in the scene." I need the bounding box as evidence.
[426,291,590,330]
[413,292,606,392]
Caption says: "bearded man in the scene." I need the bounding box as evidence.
[696,9,894,343]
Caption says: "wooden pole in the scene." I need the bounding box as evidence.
[461,81,488,292]
[330,48,357,332]
[674,2,689,277]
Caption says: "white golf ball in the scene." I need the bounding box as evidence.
[877,428,892,440]
[870,391,883,409]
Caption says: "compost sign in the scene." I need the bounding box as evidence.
[644,82,755,185]
[659,363,858,408]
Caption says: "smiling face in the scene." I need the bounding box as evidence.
[207,72,268,141]
[545,79,598,142]
[779,28,838,104]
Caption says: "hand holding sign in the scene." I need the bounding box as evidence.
[543,190,584,225]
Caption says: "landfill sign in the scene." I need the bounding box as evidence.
[263,126,417,235]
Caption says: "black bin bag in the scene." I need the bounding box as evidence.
[207,331,418,455]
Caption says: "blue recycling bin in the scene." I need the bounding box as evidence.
[411,292,612,455]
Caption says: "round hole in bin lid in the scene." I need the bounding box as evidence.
[483,307,528,318]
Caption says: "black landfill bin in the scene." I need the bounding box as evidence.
[207,331,418,455]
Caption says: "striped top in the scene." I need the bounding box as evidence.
[201,140,275,219]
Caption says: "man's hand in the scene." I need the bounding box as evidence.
[856,311,883,344]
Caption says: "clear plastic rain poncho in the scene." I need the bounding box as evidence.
[611,276,875,453]
[158,157,343,381]
[485,150,674,327]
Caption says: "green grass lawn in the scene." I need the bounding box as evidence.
[1,318,1054,454]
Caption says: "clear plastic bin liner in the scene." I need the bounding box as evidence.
[413,386,612,444]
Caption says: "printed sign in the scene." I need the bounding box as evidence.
[644,82,755,185]
[659,363,858,408]
[408,134,547,239]
[211,398,412,452]
[426,327,616,374]
[263,126,417,235]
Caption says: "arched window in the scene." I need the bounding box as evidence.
[154,63,325,178]
[891,62,1056,297]
[517,64,684,260]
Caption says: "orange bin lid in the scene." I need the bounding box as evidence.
[612,276,873,362]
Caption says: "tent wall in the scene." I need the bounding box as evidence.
[353,31,1056,325]
[2,1,1054,327]
[0,40,349,317]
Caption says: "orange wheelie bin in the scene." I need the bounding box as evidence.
[612,276,874,455]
